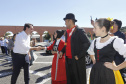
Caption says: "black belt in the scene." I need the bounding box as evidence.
[14,53,27,56]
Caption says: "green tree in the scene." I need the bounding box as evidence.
[44,32,51,40]
[87,32,91,37]
[5,32,11,36]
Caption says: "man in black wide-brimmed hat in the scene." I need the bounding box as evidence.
[59,13,90,84]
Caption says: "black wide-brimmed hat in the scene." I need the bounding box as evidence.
[63,13,77,22]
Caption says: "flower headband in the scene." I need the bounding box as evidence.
[107,17,113,30]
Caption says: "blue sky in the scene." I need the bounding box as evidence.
[0,0,126,27]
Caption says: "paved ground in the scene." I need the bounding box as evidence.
[0,42,92,84]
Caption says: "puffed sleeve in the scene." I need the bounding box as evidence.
[47,41,55,50]
[88,39,95,55]
[113,37,126,59]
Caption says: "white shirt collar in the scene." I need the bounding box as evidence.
[69,27,75,36]
[56,38,61,45]
[22,31,29,37]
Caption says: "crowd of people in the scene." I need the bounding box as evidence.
[0,36,11,56]
[1,13,126,84]
[40,13,126,84]
[0,33,36,64]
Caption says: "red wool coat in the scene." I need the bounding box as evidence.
[47,40,66,81]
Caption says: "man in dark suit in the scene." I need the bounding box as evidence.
[111,19,125,65]
[60,13,90,84]
[111,19,126,82]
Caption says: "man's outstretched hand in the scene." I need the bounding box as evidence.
[35,46,45,51]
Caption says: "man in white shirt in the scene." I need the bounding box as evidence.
[4,36,9,55]
[0,37,5,54]
[11,23,42,84]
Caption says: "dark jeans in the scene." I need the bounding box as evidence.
[11,53,30,84]
[30,50,34,66]
[4,46,8,55]
[8,48,11,54]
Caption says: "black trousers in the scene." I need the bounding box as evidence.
[11,53,29,84]
[11,50,13,57]
[66,57,77,84]
[1,46,5,54]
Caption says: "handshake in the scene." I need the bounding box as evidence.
[30,46,45,51]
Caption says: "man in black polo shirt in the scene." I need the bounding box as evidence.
[111,19,125,65]
[111,19,126,82]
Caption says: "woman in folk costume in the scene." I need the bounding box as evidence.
[42,30,67,84]
[88,18,125,84]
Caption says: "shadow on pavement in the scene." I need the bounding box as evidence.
[0,68,12,78]
[35,72,51,83]
[36,53,53,56]
[0,60,12,67]
[34,65,52,72]
[31,65,52,83]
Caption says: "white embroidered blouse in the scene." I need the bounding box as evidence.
[88,36,126,60]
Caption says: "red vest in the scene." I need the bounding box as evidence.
[66,26,76,59]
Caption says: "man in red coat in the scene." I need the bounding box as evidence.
[60,13,90,84]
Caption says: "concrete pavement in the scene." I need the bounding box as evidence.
[0,42,92,84]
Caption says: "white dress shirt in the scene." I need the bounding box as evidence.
[4,39,8,47]
[55,38,61,46]
[88,36,126,60]
[13,31,31,54]
[0,40,4,46]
